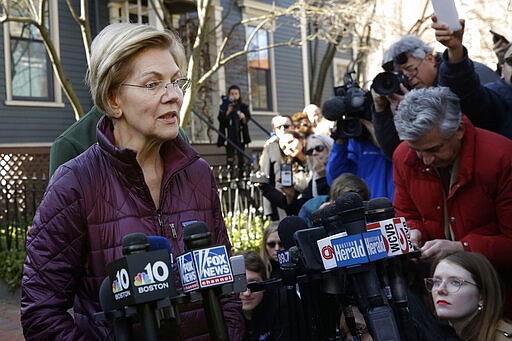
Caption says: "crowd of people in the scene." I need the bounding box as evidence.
[21,12,512,341]
[234,14,512,341]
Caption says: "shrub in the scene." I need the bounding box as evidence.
[0,250,25,291]
[225,211,267,254]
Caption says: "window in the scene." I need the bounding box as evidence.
[108,0,152,24]
[3,1,60,104]
[247,26,272,111]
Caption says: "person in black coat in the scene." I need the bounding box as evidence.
[217,85,252,170]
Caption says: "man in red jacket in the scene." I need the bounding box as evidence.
[392,86,512,318]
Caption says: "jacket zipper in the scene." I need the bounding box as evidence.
[156,209,178,239]
[156,209,164,236]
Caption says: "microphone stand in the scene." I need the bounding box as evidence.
[280,263,300,341]
[183,225,230,341]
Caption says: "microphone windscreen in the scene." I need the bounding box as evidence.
[183,221,212,250]
[278,216,308,249]
[322,96,346,121]
[148,236,173,263]
[183,221,209,237]
[99,277,116,311]
[122,232,149,255]
[334,192,365,223]
[365,197,395,223]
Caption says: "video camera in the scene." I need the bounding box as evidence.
[322,71,372,138]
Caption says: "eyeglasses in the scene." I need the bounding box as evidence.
[424,277,479,293]
[400,58,424,78]
[504,56,512,67]
[305,145,326,155]
[296,122,311,128]
[121,77,191,96]
[266,241,282,248]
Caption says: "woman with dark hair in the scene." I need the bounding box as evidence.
[425,251,512,340]
[236,250,290,340]
[217,85,251,171]
[257,131,313,216]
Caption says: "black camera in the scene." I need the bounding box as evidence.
[322,71,372,138]
[220,95,236,112]
[371,71,412,96]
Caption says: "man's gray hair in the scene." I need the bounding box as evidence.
[382,35,434,67]
[394,87,462,141]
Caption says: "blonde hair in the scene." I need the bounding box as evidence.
[259,222,279,278]
[86,23,186,115]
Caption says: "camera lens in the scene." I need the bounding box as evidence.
[340,117,362,137]
[372,72,400,96]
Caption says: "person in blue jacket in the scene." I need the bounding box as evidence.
[325,118,394,202]
[432,17,512,140]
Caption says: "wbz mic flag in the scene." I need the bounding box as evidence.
[366,217,414,256]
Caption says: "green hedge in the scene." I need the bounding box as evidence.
[0,250,25,291]
[0,215,265,291]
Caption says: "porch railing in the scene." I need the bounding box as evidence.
[0,151,266,252]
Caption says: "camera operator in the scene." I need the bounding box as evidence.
[370,35,498,158]
[216,85,252,171]
[326,117,394,202]
[322,71,394,201]
[432,17,512,140]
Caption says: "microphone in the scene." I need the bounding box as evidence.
[275,216,309,340]
[365,198,419,341]
[323,192,402,341]
[276,216,308,270]
[97,277,135,341]
[278,215,308,249]
[148,235,174,265]
[105,233,175,341]
[177,221,230,341]
[322,96,347,121]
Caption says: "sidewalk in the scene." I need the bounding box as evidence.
[0,297,23,340]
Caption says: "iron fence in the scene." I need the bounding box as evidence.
[0,156,266,252]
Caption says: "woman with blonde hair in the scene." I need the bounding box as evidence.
[21,23,243,340]
[259,222,284,279]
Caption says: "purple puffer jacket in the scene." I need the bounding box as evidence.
[21,116,244,340]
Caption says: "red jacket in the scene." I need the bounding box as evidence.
[21,116,244,340]
[393,117,512,314]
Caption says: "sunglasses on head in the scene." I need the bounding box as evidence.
[393,52,409,66]
[266,241,282,248]
[305,145,326,155]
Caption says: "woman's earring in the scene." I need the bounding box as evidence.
[478,302,484,312]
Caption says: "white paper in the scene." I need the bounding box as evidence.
[432,0,462,31]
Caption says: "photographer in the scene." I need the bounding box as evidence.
[216,85,252,170]
[370,35,498,158]
[432,17,512,139]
